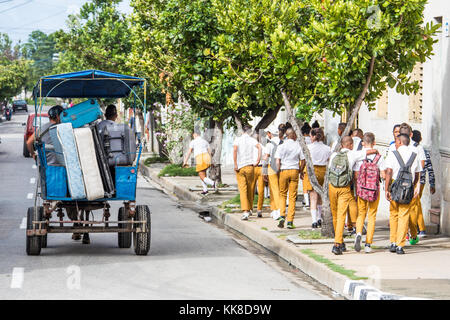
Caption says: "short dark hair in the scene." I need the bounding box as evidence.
[412,130,422,144]
[398,133,410,146]
[363,132,375,145]
[399,123,412,136]
[393,124,400,132]
[243,124,252,133]
[105,104,117,119]
[285,122,293,129]
[338,122,347,132]
[48,105,64,120]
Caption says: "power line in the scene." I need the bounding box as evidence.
[0,0,33,14]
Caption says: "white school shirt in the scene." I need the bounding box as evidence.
[388,143,425,171]
[253,142,264,163]
[308,141,331,166]
[385,145,421,180]
[274,139,305,170]
[304,136,312,145]
[352,137,363,151]
[188,136,209,157]
[354,147,386,172]
[328,148,367,171]
[233,133,259,169]
[264,137,280,157]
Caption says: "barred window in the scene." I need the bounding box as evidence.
[408,63,423,123]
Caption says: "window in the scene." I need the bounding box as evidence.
[408,63,423,123]
[377,90,388,119]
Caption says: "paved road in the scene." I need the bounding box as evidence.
[0,109,332,299]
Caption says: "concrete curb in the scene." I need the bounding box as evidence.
[139,162,429,300]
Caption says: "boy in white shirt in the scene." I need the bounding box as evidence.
[233,125,262,220]
[328,136,379,255]
[263,126,281,218]
[353,133,386,253]
[251,133,265,217]
[385,134,421,254]
[275,129,305,229]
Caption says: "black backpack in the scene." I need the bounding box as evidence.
[389,151,417,204]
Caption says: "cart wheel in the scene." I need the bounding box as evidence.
[133,205,151,256]
[41,208,48,248]
[26,207,43,256]
[118,207,132,248]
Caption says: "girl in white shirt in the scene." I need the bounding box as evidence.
[303,128,331,228]
[183,131,215,195]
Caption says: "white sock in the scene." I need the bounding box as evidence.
[201,180,208,192]
[311,209,317,223]
[203,177,214,186]
[304,194,310,206]
[317,205,322,220]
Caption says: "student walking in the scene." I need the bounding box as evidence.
[233,125,262,220]
[275,128,305,229]
[303,128,331,228]
[411,130,436,238]
[183,131,215,195]
[263,125,281,219]
[251,133,265,217]
[385,134,421,255]
[328,136,379,255]
[353,133,385,253]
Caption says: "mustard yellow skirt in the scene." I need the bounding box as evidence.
[303,165,326,191]
[195,153,211,172]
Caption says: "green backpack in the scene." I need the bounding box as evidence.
[328,151,352,187]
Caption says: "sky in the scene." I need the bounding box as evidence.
[0,0,132,44]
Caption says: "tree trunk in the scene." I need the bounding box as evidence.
[254,105,282,132]
[281,88,335,237]
[208,120,223,184]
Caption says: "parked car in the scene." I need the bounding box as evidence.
[23,113,49,157]
[13,100,28,113]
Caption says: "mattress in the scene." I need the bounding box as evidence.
[73,127,105,200]
[50,123,86,200]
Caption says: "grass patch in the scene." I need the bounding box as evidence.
[298,229,330,240]
[224,208,232,213]
[221,194,270,208]
[300,249,368,280]
[261,227,268,231]
[144,156,169,166]
[158,164,198,177]
[277,234,287,239]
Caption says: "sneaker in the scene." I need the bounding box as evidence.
[248,210,253,216]
[312,222,318,228]
[364,244,372,254]
[418,231,427,238]
[82,233,90,244]
[341,243,347,252]
[272,210,281,221]
[409,236,419,245]
[396,246,405,254]
[354,234,362,252]
[257,210,263,218]
[277,217,285,228]
[317,219,322,227]
[332,245,342,255]
[389,243,397,253]
[287,222,296,229]
[241,212,250,220]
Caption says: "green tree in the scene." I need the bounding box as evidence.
[213,0,439,236]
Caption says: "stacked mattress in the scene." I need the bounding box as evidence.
[50,123,105,200]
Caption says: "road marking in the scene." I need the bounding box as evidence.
[27,193,33,199]
[10,268,24,289]
[20,218,27,229]
[30,178,36,184]
[32,164,37,169]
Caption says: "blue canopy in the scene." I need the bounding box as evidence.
[33,70,145,99]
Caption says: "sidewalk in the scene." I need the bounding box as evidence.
[140,162,450,300]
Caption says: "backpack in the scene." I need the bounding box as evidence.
[356,154,381,202]
[269,140,280,173]
[328,151,352,187]
[389,151,417,204]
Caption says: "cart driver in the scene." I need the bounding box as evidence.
[98,104,118,132]
[27,105,64,165]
